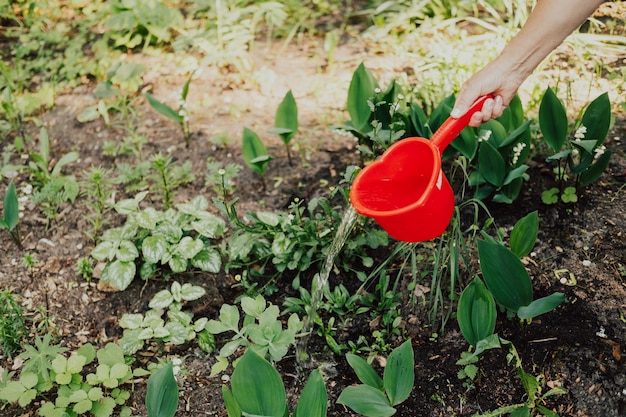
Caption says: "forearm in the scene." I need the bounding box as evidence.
[496,0,605,79]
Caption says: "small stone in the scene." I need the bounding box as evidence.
[582,260,592,267]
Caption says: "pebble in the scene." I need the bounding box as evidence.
[582,260,592,267]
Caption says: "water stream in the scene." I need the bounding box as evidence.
[296,205,359,365]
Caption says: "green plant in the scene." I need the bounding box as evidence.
[337,339,414,417]
[146,362,179,417]
[106,0,183,49]
[0,288,29,357]
[28,127,80,223]
[75,257,95,281]
[205,160,242,196]
[144,73,194,147]
[205,294,303,376]
[241,127,272,184]
[91,193,224,291]
[1,340,148,417]
[539,88,612,203]
[0,181,22,249]
[222,348,327,417]
[149,153,195,209]
[81,166,115,244]
[118,281,209,355]
[268,89,298,166]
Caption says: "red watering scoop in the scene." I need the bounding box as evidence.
[350,95,492,242]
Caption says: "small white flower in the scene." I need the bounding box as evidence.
[574,125,587,140]
[22,184,33,195]
[374,88,381,94]
[397,94,405,100]
[477,130,492,143]
[594,145,606,159]
[217,169,226,176]
[572,148,579,157]
[287,214,295,221]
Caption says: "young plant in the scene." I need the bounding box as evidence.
[81,166,115,244]
[146,362,179,417]
[268,89,298,166]
[222,348,327,417]
[205,294,303,376]
[241,127,272,184]
[205,160,241,196]
[0,288,29,357]
[91,193,224,291]
[539,88,612,203]
[149,153,195,209]
[118,282,209,355]
[0,181,22,249]
[144,73,194,147]
[337,339,414,417]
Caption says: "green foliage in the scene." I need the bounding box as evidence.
[205,160,242,196]
[0,182,22,249]
[3,338,145,417]
[540,89,613,201]
[205,294,303,375]
[0,288,29,357]
[241,127,272,178]
[91,194,224,291]
[144,73,194,147]
[457,277,496,347]
[146,363,179,417]
[268,89,298,165]
[118,281,209,355]
[149,153,195,209]
[338,339,414,417]
[81,166,115,244]
[106,0,183,49]
[223,349,327,417]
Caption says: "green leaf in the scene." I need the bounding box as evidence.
[347,63,378,132]
[73,398,93,414]
[509,211,538,258]
[116,240,139,262]
[222,385,242,417]
[539,88,568,152]
[384,339,414,406]
[478,141,505,187]
[51,151,79,177]
[346,353,383,389]
[3,182,19,231]
[142,235,169,264]
[144,93,182,123]
[478,240,533,312]
[457,277,497,347]
[580,92,611,145]
[292,369,328,417]
[146,363,179,417]
[101,260,136,291]
[337,385,396,417]
[97,343,126,368]
[579,149,612,187]
[242,127,271,176]
[191,248,222,273]
[273,90,298,144]
[180,283,206,301]
[517,293,566,320]
[231,349,287,417]
[91,396,116,417]
[175,236,204,259]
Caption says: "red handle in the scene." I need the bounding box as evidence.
[430,94,494,150]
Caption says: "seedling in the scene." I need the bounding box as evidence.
[268,89,298,166]
[0,182,22,249]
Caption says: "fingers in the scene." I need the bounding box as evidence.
[466,96,507,127]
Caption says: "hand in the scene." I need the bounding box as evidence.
[450,61,524,127]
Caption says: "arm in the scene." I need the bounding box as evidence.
[451,0,605,126]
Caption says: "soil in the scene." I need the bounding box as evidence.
[1,15,626,417]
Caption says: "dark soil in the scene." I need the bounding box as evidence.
[1,27,625,417]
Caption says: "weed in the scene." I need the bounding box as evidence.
[81,166,115,244]
[0,288,29,357]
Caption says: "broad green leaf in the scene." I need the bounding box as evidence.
[222,385,242,417]
[579,149,612,187]
[76,344,97,364]
[273,90,298,144]
[110,363,130,380]
[144,93,181,123]
[119,313,144,329]
[539,88,568,151]
[176,195,208,214]
[191,248,222,273]
[191,216,226,238]
[580,92,611,146]
[384,339,414,406]
[180,283,206,301]
[175,236,204,259]
[3,182,19,230]
[517,293,565,319]
[255,211,280,227]
[116,240,139,262]
[142,235,169,264]
[509,211,538,258]
[91,240,117,261]
[231,350,287,417]
[135,207,162,230]
[241,295,267,317]
[457,277,497,347]
[51,151,79,177]
[153,222,183,243]
[346,353,383,389]
[91,396,116,417]
[347,63,378,132]
[97,343,126,368]
[73,398,93,414]
[478,240,532,312]
[77,105,100,123]
[292,369,327,417]
[101,260,136,291]
[242,127,271,176]
[168,255,188,273]
[337,385,396,417]
[149,289,174,309]
[478,141,505,187]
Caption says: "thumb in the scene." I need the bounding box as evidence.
[450,89,481,119]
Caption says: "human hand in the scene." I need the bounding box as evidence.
[450,61,524,127]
